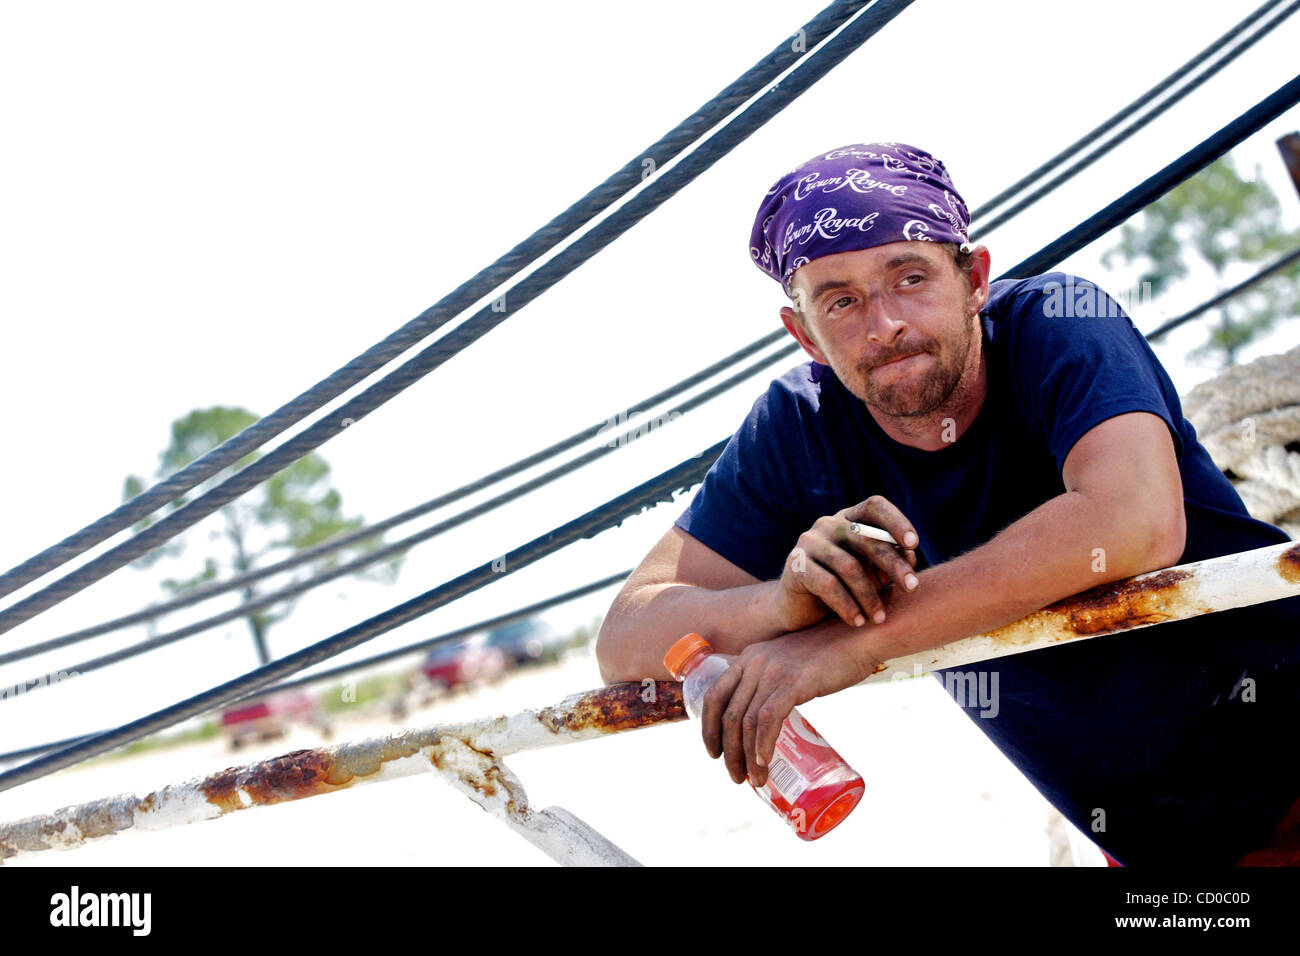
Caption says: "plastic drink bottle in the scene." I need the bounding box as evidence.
[664,632,865,840]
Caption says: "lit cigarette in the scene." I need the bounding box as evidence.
[848,522,899,545]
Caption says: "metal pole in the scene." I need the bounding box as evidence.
[0,682,683,866]
[865,541,1300,681]
[5,542,1298,863]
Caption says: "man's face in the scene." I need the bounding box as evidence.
[781,241,989,418]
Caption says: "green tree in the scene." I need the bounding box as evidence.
[1102,155,1300,367]
[124,406,402,665]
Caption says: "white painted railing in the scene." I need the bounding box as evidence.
[3,540,1297,865]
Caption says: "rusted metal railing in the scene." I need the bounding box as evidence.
[0,682,685,867]
[865,539,1300,681]
[2,541,1297,865]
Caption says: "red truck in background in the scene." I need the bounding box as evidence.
[220,689,327,750]
[419,637,508,692]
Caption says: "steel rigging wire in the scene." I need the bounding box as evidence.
[0,0,887,605]
[3,71,1297,792]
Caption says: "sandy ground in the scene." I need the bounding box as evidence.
[0,645,1106,866]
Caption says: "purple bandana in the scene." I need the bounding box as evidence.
[749,142,970,296]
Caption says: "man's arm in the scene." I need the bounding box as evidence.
[595,528,776,684]
[596,498,921,684]
[700,410,1187,787]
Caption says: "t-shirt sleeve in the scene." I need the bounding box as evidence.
[1001,274,1185,472]
[674,383,819,582]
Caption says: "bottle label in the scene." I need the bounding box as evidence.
[764,756,808,803]
[749,711,863,839]
[777,712,838,769]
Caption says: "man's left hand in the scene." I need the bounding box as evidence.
[697,626,879,788]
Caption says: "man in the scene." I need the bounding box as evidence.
[595,143,1300,865]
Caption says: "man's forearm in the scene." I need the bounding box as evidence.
[597,487,1174,684]
[596,579,789,683]
[818,486,1184,670]
[599,414,1184,688]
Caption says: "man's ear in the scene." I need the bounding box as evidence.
[967,244,993,315]
[780,305,829,364]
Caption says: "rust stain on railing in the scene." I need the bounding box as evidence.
[0,683,682,863]
[203,749,359,812]
[537,681,683,734]
[1049,567,1195,636]
[1277,543,1300,584]
[201,727,445,813]
[982,567,1194,647]
[427,735,510,806]
[7,542,1298,864]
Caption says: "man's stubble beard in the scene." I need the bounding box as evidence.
[847,304,978,419]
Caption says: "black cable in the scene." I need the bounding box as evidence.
[0,733,92,765]
[11,234,1291,758]
[0,0,875,603]
[0,0,916,640]
[973,0,1300,238]
[0,440,729,793]
[47,240,1291,679]
[971,0,1294,223]
[1145,246,1300,341]
[239,570,631,699]
[31,0,1286,784]
[1,340,799,685]
[0,569,631,764]
[5,329,789,661]
[1000,74,1300,280]
[5,64,1290,788]
[8,56,1287,782]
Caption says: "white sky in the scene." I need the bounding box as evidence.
[1,0,1298,759]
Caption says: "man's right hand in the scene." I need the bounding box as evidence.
[772,495,919,631]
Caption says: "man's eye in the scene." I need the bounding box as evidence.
[901,274,924,286]
[829,295,853,311]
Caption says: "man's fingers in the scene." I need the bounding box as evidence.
[699,662,742,761]
[799,550,882,626]
[843,535,919,594]
[819,545,889,620]
[751,690,795,788]
[846,495,919,551]
[721,665,761,784]
[798,522,881,623]
[740,686,762,786]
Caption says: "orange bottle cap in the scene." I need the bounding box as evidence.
[663,632,713,678]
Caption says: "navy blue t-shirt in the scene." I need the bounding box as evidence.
[676,272,1300,865]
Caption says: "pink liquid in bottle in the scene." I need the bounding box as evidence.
[665,633,865,840]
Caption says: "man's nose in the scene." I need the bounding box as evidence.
[863,294,907,344]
